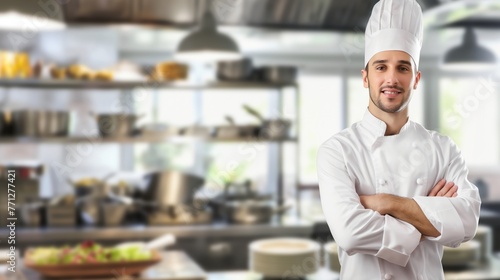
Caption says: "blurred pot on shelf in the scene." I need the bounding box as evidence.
[216,58,253,81]
[143,170,205,207]
[209,180,289,224]
[242,104,291,140]
[92,113,143,138]
[212,115,260,139]
[260,66,297,83]
[11,110,73,137]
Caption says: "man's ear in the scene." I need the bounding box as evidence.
[413,71,421,89]
[362,69,369,88]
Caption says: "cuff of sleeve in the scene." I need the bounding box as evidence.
[413,196,465,247]
[374,216,421,267]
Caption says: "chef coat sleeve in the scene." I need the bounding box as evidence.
[413,138,481,248]
[317,140,421,267]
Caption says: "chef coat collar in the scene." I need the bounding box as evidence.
[361,109,412,143]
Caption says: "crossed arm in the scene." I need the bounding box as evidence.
[360,179,458,238]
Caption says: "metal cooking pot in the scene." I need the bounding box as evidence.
[12,110,72,137]
[209,180,289,224]
[242,105,291,139]
[39,111,72,137]
[224,200,289,224]
[0,111,13,136]
[261,66,297,83]
[212,116,260,139]
[217,58,253,81]
[94,113,142,138]
[143,171,205,207]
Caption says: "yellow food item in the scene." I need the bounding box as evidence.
[95,70,114,81]
[154,62,188,81]
[80,70,96,80]
[67,64,91,79]
[50,66,66,80]
[74,177,100,187]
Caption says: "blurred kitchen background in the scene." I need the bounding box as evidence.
[0,0,499,279]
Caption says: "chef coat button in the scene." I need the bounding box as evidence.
[384,273,393,280]
[417,178,424,185]
[378,179,386,186]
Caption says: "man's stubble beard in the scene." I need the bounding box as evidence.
[367,79,410,114]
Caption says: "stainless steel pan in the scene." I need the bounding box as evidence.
[93,113,142,138]
[213,115,260,139]
[243,105,291,139]
[143,170,205,207]
[12,110,72,137]
[217,58,253,81]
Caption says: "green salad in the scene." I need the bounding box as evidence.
[28,241,153,265]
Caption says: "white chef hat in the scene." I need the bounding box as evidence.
[365,0,423,68]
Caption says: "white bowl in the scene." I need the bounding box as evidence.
[249,238,320,278]
[442,240,481,267]
[324,241,341,272]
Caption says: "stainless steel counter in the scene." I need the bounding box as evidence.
[206,257,500,280]
[4,218,313,246]
[1,218,315,271]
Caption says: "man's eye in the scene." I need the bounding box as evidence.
[399,67,409,71]
[376,66,385,70]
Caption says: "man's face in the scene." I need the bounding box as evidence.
[361,50,421,114]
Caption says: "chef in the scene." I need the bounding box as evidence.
[317,0,481,279]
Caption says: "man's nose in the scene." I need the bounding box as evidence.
[385,69,399,85]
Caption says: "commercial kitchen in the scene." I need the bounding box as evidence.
[0,0,499,279]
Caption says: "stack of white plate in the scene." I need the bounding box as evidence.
[473,225,493,262]
[442,240,481,267]
[249,238,320,278]
[324,241,341,272]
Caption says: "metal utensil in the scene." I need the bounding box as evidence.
[242,104,291,139]
[115,233,176,251]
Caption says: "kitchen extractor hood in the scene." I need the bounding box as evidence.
[56,0,454,31]
[1,0,496,32]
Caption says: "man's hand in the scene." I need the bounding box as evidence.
[428,179,458,197]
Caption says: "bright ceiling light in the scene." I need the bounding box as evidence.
[175,10,240,62]
[0,11,65,31]
[441,28,496,71]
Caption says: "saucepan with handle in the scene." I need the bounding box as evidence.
[90,112,144,138]
[242,104,291,140]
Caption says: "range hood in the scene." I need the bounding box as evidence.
[60,0,448,31]
[0,0,490,32]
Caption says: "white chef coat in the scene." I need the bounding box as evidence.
[317,110,481,280]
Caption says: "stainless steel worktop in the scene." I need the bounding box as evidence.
[206,257,500,280]
[6,218,313,246]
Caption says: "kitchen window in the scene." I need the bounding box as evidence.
[439,76,500,166]
[298,74,343,184]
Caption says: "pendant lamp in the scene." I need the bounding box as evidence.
[442,27,496,71]
[175,3,240,62]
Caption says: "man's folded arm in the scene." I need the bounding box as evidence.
[413,143,481,247]
[317,142,421,267]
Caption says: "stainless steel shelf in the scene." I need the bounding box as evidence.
[0,79,297,90]
[0,135,298,144]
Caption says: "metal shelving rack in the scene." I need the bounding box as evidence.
[0,78,300,211]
